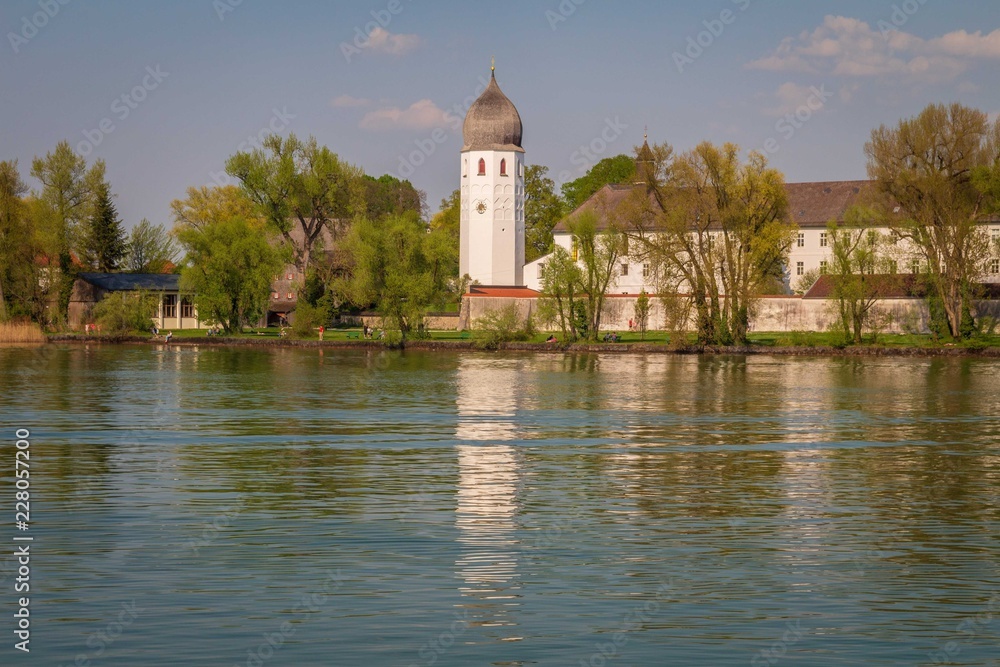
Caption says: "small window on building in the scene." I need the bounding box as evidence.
[537,262,545,279]
[286,292,294,300]
[621,263,629,276]
[820,232,828,248]
[519,163,524,177]
[463,159,468,178]
[181,298,195,319]
[478,158,486,176]
[867,230,878,245]
[796,262,804,276]
[286,273,293,280]
[820,261,828,275]
[888,260,898,274]
[571,239,579,262]
[797,232,804,248]
[272,291,279,300]
[910,260,921,274]
[642,264,650,279]
[991,258,1000,275]
[500,159,507,176]
[163,294,177,318]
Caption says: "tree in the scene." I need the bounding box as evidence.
[538,245,583,341]
[0,160,37,321]
[30,141,104,322]
[827,206,892,344]
[638,142,794,345]
[170,185,259,234]
[176,217,289,333]
[561,154,636,210]
[569,210,627,340]
[80,181,127,272]
[634,290,650,340]
[361,174,425,220]
[125,219,177,273]
[525,165,565,262]
[335,213,446,341]
[226,134,363,273]
[865,103,1000,339]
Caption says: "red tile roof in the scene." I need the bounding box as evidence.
[465,286,542,298]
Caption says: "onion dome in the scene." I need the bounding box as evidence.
[462,67,524,153]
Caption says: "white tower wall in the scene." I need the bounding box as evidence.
[460,150,525,286]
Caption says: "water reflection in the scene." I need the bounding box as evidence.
[455,357,523,639]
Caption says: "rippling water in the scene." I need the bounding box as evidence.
[1,344,999,666]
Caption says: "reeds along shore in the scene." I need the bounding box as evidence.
[0,321,46,344]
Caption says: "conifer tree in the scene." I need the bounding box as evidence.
[83,182,127,272]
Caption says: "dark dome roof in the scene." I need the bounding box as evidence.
[462,72,524,153]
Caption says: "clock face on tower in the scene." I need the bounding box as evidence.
[475,199,488,214]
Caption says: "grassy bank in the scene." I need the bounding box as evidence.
[45,326,1000,356]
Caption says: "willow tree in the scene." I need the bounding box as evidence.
[827,206,892,344]
[569,209,628,340]
[865,103,1000,339]
[640,142,794,345]
[226,134,364,274]
[30,141,105,322]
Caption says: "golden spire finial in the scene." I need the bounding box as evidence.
[491,56,495,73]
[644,125,648,140]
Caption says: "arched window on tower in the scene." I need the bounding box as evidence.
[500,159,507,176]
[463,159,468,177]
[478,158,486,176]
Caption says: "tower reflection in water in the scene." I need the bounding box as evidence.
[454,357,524,641]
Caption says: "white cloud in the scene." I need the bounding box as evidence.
[364,27,421,55]
[359,99,454,131]
[747,15,999,83]
[763,82,820,116]
[331,94,372,108]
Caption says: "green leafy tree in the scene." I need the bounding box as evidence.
[226,133,363,273]
[570,210,627,340]
[361,174,425,220]
[525,165,565,262]
[30,141,105,322]
[170,185,259,233]
[125,219,178,273]
[865,103,1000,339]
[827,207,892,344]
[335,213,446,341]
[634,290,650,340]
[561,154,636,211]
[80,181,127,272]
[538,245,583,341]
[638,142,794,345]
[0,160,39,321]
[177,217,290,333]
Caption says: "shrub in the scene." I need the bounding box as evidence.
[474,304,532,350]
[92,291,159,334]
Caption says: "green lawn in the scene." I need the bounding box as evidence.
[61,326,999,350]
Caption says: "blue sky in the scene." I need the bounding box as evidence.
[2,0,999,228]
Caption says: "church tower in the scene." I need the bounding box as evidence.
[460,63,525,287]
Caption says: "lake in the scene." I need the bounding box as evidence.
[1,344,998,666]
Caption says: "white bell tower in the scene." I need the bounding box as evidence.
[460,62,525,287]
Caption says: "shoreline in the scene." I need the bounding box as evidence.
[43,334,1000,358]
